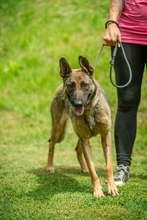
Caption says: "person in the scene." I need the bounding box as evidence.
[103,0,147,186]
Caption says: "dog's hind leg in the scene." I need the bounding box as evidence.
[75,139,89,173]
[101,131,119,196]
[47,97,68,173]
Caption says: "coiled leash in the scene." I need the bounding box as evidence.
[94,21,132,88]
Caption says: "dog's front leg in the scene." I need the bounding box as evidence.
[101,131,119,196]
[81,139,104,198]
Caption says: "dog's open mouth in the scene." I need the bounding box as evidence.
[75,106,84,116]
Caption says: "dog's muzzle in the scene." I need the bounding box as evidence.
[73,99,85,116]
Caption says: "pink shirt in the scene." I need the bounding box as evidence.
[118,0,147,45]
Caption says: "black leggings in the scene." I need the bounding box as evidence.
[112,43,147,167]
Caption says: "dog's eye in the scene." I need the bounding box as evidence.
[67,83,75,91]
[81,82,89,90]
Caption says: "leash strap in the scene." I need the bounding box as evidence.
[94,41,132,88]
[93,44,105,70]
[109,40,132,88]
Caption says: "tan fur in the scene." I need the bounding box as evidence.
[47,56,118,197]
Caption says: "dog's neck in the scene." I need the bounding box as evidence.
[90,79,101,107]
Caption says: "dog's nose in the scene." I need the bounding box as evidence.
[74,99,83,106]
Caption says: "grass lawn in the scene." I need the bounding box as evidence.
[0,0,147,219]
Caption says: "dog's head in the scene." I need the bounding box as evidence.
[59,56,96,116]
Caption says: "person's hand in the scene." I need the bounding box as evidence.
[104,23,121,47]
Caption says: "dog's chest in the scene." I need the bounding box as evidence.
[70,107,108,139]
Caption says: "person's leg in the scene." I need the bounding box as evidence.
[112,43,146,185]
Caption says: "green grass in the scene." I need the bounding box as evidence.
[0,0,147,219]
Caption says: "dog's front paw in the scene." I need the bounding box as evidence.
[46,166,55,173]
[93,187,105,198]
[107,183,119,196]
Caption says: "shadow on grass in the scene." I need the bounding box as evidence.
[27,166,105,200]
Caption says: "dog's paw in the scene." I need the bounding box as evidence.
[81,168,89,173]
[107,184,119,196]
[93,187,105,198]
[46,166,55,173]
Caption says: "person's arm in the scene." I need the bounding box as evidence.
[104,0,124,46]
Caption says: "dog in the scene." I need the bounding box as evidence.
[47,55,118,197]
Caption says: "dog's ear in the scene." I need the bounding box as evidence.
[59,57,72,79]
[79,55,94,78]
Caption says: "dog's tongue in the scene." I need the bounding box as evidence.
[75,106,84,116]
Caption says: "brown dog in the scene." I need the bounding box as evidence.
[47,56,118,197]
